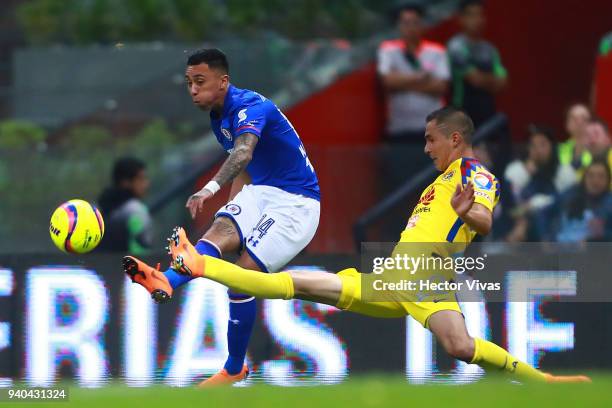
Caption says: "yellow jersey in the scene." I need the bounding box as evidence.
[400,157,499,244]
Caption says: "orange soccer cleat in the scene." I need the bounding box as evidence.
[166,226,207,278]
[123,255,173,303]
[198,365,249,388]
[544,373,592,383]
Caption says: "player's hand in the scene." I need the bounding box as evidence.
[451,182,475,218]
[185,189,213,219]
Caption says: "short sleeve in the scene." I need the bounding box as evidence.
[491,48,507,78]
[233,104,267,138]
[434,49,451,80]
[600,32,612,56]
[469,169,498,212]
[377,46,394,75]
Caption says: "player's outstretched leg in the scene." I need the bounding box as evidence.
[168,227,295,299]
[428,311,591,383]
[161,226,223,290]
[169,227,265,386]
[123,256,173,303]
[168,232,591,384]
[124,228,223,304]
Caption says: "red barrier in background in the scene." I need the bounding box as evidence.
[594,54,612,127]
[285,64,384,253]
[287,63,385,146]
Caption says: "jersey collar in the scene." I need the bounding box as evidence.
[211,84,237,120]
[445,156,478,172]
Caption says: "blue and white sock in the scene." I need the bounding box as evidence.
[225,292,257,375]
[163,236,255,375]
[163,239,221,289]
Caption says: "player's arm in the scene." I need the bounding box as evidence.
[186,134,258,218]
[213,133,258,187]
[451,182,493,236]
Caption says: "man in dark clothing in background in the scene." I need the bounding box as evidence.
[98,157,152,254]
[448,0,507,128]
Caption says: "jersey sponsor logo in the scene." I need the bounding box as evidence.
[413,206,431,214]
[473,171,493,190]
[474,190,493,203]
[406,214,419,229]
[417,186,435,206]
[442,170,455,182]
[225,203,242,216]
[237,108,247,124]
[221,128,232,141]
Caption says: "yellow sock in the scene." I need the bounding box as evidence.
[203,255,294,300]
[471,338,547,382]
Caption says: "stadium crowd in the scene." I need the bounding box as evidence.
[378,0,612,244]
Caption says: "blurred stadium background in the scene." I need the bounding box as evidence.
[1,0,612,399]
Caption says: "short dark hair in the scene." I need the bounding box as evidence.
[459,0,484,13]
[587,158,612,182]
[395,3,424,20]
[426,106,475,141]
[527,123,556,144]
[187,48,229,74]
[112,157,145,186]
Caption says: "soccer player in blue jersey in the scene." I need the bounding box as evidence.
[123,48,321,386]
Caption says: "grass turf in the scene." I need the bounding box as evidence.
[9,374,612,408]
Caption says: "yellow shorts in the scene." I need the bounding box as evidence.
[335,268,462,327]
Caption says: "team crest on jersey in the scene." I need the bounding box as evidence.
[473,172,493,190]
[237,108,247,123]
[442,170,455,181]
[406,215,419,229]
[225,203,241,216]
[221,128,232,141]
[418,186,435,206]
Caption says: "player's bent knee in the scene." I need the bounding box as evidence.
[203,216,241,251]
[237,251,264,272]
[440,335,475,362]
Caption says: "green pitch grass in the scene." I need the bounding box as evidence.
[11,374,612,408]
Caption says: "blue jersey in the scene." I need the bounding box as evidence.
[210,85,320,201]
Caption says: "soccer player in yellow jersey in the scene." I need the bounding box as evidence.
[129,107,589,384]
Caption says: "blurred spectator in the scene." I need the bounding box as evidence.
[600,31,612,57]
[447,0,507,128]
[585,118,612,173]
[547,159,612,242]
[97,157,152,254]
[378,4,449,142]
[504,126,577,241]
[558,103,592,171]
